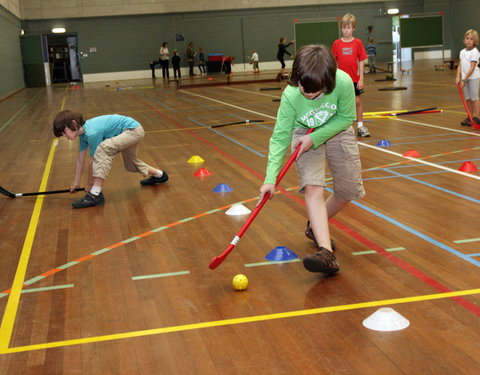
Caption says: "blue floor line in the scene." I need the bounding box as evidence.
[361,132,457,143]
[361,136,475,147]
[324,187,480,268]
[384,157,480,170]
[352,200,480,267]
[188,117,266,157]
[362,170,449,182]
[384,168,480,204]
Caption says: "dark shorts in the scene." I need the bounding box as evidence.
[353,82,364,96]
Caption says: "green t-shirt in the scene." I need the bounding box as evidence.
[264,69,355,184]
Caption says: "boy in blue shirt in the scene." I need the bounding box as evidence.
[53,110,168,208]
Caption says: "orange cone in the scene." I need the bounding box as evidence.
[193,168,212,177]
[458,161,478,172]
[403,149,421,157]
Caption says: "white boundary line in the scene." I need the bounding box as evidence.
[359,142,480,180]
[180,90,277,119]
[225,86,280,99]
[180,90,480,181]
[393,117,480,137]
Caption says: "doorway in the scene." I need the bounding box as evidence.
[47,34,82,83]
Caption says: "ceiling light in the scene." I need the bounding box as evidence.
[387,8,399,15]
[52,27,66,33]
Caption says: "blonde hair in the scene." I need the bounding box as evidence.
[341,13,356,28]
[464,29,479,45]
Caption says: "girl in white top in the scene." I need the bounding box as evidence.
[249,49,260,73]
[456,29,480,125]
[159,42,170,79]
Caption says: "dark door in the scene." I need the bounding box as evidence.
[20,35,47,87]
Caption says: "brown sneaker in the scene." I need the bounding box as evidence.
[303,247,340,274]
[305,221,336,251]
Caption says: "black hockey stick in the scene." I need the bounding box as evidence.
[0,186,84,198]
[211,119,265,128]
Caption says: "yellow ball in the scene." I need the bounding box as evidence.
[232,274,248,290]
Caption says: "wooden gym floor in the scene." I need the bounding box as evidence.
[0,60,479,374]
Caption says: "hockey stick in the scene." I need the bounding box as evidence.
[457,83,480,129]
[0,186,84,198]
[393,107,437,116]
[209,128,314,270]
[211,119,265,128]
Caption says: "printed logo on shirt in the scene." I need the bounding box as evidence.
[342,47,353,56]
[300,104,336,128]
[314,111,331,123]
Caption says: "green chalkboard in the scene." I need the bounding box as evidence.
[294,21,339,50]
[399,16,443,48]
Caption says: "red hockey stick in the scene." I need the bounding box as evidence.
[457,83,480,129]
[209,128,314,269]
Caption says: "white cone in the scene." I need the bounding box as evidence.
[225,204,251,216]
[362,308,410,332]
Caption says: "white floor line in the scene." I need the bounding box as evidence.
[180,90,480,181]
[180,89,277,119]
[359,142,480,180]
[225,86,280,98]
[393,117,480,137]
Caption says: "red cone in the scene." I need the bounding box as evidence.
[458,161,478,173]
[403,149,421,157]
[194,168,212,177]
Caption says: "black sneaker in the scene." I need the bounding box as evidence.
[460,118,472,126]
[140,171,169,186]
[305,221,336,251]
[72,192,105,209]
[473,117,480,125]
[303,247,340,274]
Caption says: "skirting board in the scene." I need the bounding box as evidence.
[83,60,293,83]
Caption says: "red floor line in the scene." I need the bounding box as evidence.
[41,269,62,277]
[330,218,480,316]
[74,254,95,262]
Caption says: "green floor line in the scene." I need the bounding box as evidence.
[244,259,301,267]
[0,285,75,299]
[0,90,42,133]
[352,247,406,256]
[132,270,190,280]
[454,238,480,244]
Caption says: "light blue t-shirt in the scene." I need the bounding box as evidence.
[79,114,140,156]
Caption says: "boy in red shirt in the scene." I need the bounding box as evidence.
[332,13,370,137]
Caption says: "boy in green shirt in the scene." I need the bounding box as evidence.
[259,44,365,274]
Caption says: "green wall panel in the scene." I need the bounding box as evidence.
[0,6,25,99]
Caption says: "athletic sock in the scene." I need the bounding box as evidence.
[357,121,364,128]
[90,185,102,196]
[154,170,164,178]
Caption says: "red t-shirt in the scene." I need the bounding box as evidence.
[332,38,367,83]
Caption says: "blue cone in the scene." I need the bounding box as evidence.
[265,246,298,261]
[212,183,233,193]
[376,139,392,147]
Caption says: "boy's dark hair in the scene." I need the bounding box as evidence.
[289,44,337,94]
[53,109,84,137]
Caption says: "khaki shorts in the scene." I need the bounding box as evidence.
[292,126,365,201]
[464,78,479,101]
[92,126,151,180]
